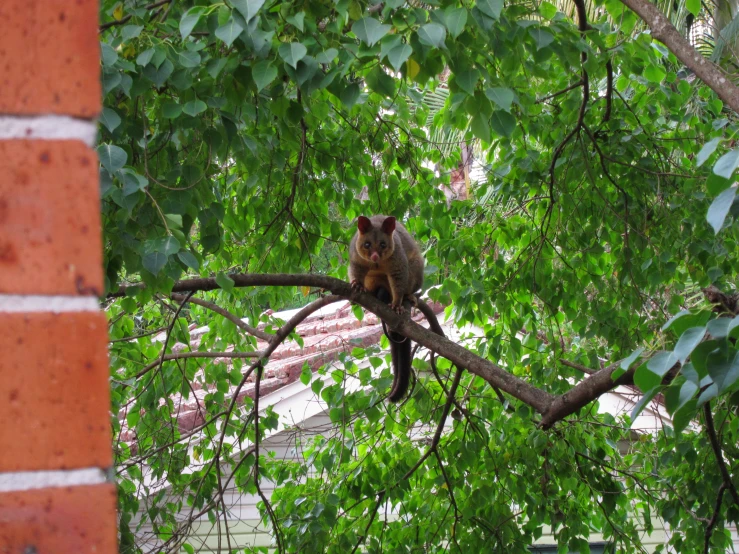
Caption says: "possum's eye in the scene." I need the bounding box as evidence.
[363,241,371,249]
[379,241,386,248]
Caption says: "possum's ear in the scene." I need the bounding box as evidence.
[381,216,396,234]
[357,216,372,233]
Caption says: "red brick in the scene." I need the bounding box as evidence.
[0,485,117,554]
[0,0,100,117]
[0,141,102,296]
[0,312,111,472]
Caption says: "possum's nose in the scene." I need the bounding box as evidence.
[370,252,380,263]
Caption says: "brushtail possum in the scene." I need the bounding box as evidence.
[349,215,424,402]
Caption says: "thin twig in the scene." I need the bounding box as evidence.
[704,482,728,554]
[135,350,262,379]
[100,0,173,31]
[172,293,272,341]
[704,403,739,505]
[253,363,284,553]
[536,80,585,103]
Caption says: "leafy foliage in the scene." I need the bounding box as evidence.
[101,0,739,552]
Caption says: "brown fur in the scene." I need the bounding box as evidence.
[349,215,424,312]
[349,215,424,402]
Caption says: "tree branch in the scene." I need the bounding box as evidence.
[99,0,172,32]
[704,482,728,554]
[619,0,739,113]
[704,402,739,505]
[536,80,584,103]
[171,293,272,341]
[134,350,262,379]
[110,273,639,427]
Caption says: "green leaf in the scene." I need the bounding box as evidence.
[470,113,490,142]
[279,42,308,69]
[100,108,122,132]
[143,59,174,88]
[620,347,645,371]
[300,364,312,385]
[643,64,666,83]
[665,378,698,415]
[455,69,479,95]
[150,49,167,69]
[707,317,739,339]
[183,100,207,117]
[287,12,306,31]
[706,350,739,393]
[252,61,278,92]
[216,17,245,47]
[353,17,391,46]
[340,83,361,109]
[316,48,339,64]
[485,87,514,111]
[418,23,447,48]
[674,326,706,364]
[477,0,503,19]
[216,273,235,292]
[686,0,701,16]
[529,28,554,50]
[180,7,206,39]
[143,251,168,275]
[630,386,661,423]
[127,410,140,428]
[635,352,676,391]
[207,58,228,78]
[696,137,720,167]
[443,7,468,38]
[97,144,127,173]
[232,0,266,22]
[136,48,155,66]
[177,251,199,270]
[387,43,412,72]
[178,50,201,68]
[101,43,118,67]
[713,149,739,179]
[662,309,690,331]
[539,1,557,19]
[365,67,395,97]
[706,186,737,234]
[160,236,181,256]
[164,214,183,229]
[162,102,182,119]
[121,169,147,195]
[121,25,144,41]
[491,110,516,137]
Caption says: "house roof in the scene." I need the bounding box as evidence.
[118,299,446,443]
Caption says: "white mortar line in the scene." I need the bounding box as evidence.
[0,468,108,493]
[0,295,99,313]
[0,115,97,147]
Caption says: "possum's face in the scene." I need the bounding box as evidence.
[355,216,396,264]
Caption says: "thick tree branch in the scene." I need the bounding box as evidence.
[619,0,739,113]
[110,273,640,427]
[111,274,555,415]
[539,358,638,428]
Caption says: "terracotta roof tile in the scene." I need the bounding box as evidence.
[120,300,445,439]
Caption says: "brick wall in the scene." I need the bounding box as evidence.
[0,1,117,552]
